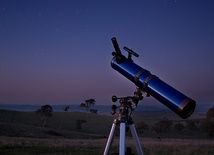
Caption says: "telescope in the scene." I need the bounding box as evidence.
[111,37,196,119]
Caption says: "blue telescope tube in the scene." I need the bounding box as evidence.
[111,57,196,119]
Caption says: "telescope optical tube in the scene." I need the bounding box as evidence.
[111,39,196,119]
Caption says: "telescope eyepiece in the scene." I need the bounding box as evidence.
[111,37,126,63]
[111,37,122,55]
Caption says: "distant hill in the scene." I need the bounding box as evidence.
[0,108,210,139]
[0,103,212,116]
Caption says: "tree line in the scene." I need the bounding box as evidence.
[35,99,97,128]
[35,104,214,138]
[136,106,214,138]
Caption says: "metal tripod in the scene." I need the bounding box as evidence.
[103,104,144,155]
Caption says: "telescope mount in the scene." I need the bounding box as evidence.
[103,88,144,155]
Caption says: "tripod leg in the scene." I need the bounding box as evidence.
[129,124,144,155]
[120,122,126,155]
[103,119,117,155]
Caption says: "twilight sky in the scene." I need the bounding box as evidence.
[0,0,213,107]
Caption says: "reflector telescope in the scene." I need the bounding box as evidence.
[111,37,196,119]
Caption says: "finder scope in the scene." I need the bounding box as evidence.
[111,37,196,119]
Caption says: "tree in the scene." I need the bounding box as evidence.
[185,119,200,130]
[75,119,87,130]
[63,106,69,112]
[136,121,149,134]
[89,109,98,114]
[80,99,96,112]
[152,118,173,138]
[202,106,214,137]
[35,104,53,128]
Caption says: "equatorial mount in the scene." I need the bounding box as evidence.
[111,88,143,115]
[104,87,144,155]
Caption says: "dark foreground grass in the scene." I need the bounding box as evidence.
[0,137,105,155]
[0,146,103,155]
[0,110,213,154]
[0,137,213,155]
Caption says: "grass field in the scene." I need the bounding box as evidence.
[0,137,213,154]
[0,109,213,154]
